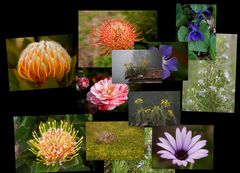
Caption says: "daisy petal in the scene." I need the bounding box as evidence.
[188,152,208,160]
[187,134,201,150]
[181,160,188,167]
[188,140,207,155]
[186,158,195,164]
[157,142,175,154]
[164,132,177,150]
[183,131,192,150]
[176,128,183,150]
[181,127,187,142]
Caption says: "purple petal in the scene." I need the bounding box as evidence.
[163,57,178,71]
[186,158,195,163]
[183,131,192,150]
[203,9,211,17]
[164,132,177,150]
[187,135,201,150]
[173,160,187,167]
[181,127,187,143]
[188,152,208,160]
[160,45,172,58]
[158,150,176,159]
[188,31,193,42]
[188,23,195,31]
[157,142,175,154]
[190,149,209,155]
[162,65,171,79]
[158,137,173,148]
[176,128,183,150]
[188,140,207,155]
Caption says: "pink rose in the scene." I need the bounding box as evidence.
[77,77,90,89]
[87,78,129,111]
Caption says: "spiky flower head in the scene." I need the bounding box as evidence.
[28,120,83,166]
[91,19,142,55]
[18,40,71,84]
[134,98,144,104]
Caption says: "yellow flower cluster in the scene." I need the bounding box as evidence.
[167,109,174,118]
[28,120,83,166]
[160,99,171,108]
[134,98,144,104]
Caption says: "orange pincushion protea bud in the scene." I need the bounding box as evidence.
[28,120,83,166]
[91,19,142,55]
[17,40,71,84]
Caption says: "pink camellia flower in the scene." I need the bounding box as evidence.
[87,78,128,111]
[77,77,90,89]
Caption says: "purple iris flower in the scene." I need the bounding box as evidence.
[192,9,211,20]
[187,23,204,42]
[150,45,178,79]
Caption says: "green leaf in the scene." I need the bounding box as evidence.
[8,69,20,91]
[67,55,77,86]
[177,26,189,42]
[209,35,216,60]
[6,39,21,68]
[34,162,60,173]
[16,157,26,169]
[15,125,29,141]
[189,21,210,52]
[40,78,59,89]
[61,156,81,170]
[190,4,208,12]
[176,4,189,27]
[188,51,198,60]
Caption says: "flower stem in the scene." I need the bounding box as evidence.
[189,163,194,169]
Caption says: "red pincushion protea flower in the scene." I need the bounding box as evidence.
[91,19,142,55]
[87,77,129,111]
[17,40,71,84]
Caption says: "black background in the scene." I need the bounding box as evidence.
[0,0,239,172]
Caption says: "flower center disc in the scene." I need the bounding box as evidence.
[175,150,188,160]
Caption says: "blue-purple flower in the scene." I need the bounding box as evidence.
[150,45,178,79]
[192,9,211,20]
[187,23,204,42]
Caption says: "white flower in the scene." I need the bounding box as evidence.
[219,88,225,92]
[222,54,229,59]
[137,161,144,168]
[224,71,230,81]
[197,79,204,86]
[198,90,206,96]
[209,86,217,91]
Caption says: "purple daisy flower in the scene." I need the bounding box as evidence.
[149,45,178,79]
[188,23,204,42]
[156,127,209,167]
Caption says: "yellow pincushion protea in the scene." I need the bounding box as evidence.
[28,120,83,166]
[17,40,71,84]
[160,99,171,108]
